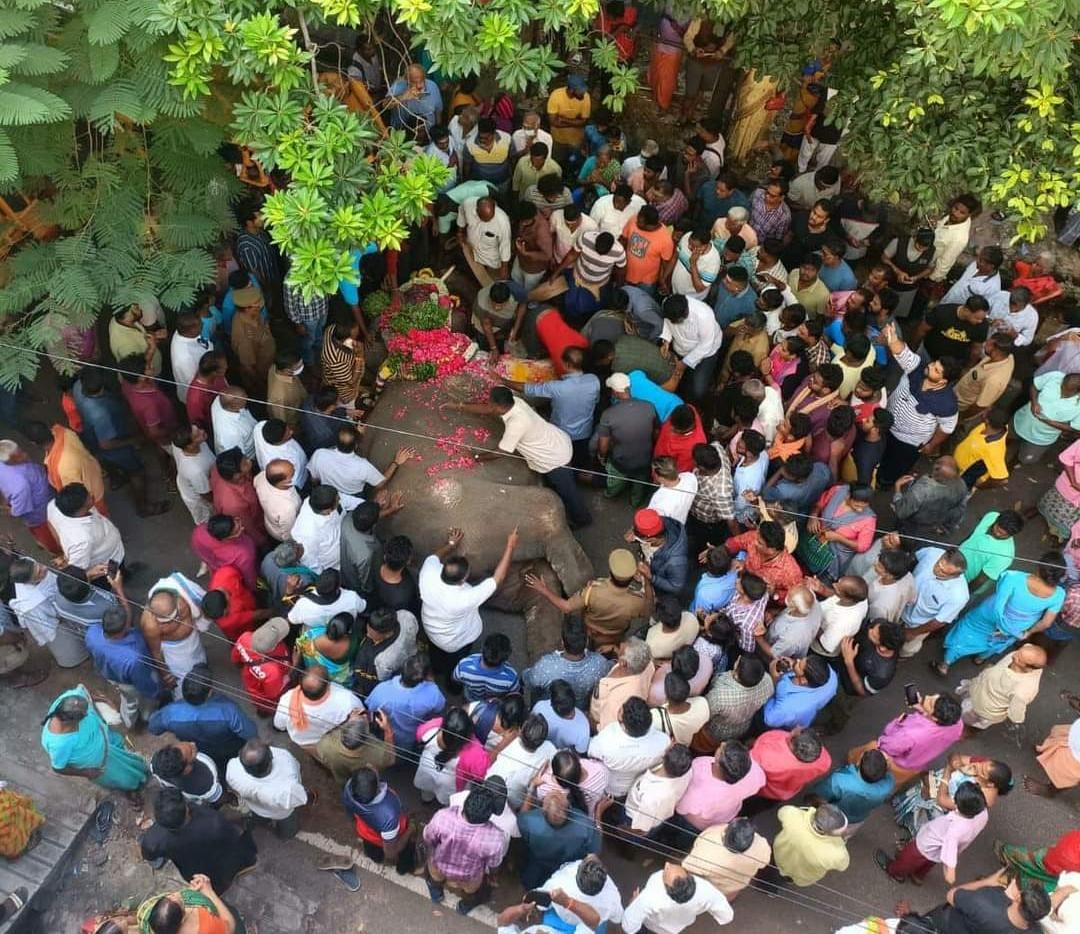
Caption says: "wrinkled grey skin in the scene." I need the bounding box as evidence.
[361,374,594,658]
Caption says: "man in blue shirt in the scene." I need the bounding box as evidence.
[690,546,737,614]
[366,653,447,759]
[149,664,256,768]
[512,346,600,465]
[759,655,838,730]
[807,749,895,832]
[342,765,408,864]
[384,63,442,135]
[523,617,612,709]
[713,266,757,328]
[86,604,163,728]
[761,453,833,513]
[452,633,521,702]
[517,787,601,890]
[695,172,750,228]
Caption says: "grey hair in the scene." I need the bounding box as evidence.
[786,585,815,615]
[727,206,750,224]
[812,803,848,835]
[273,541,304,567]
[0,440,18,463]
[741,378,765,401]
[622,637,652,675]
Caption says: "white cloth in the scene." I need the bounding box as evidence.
[625,767,693,832]
[811,597,869,657]
[448,115,478,158]
[225,746,307,820]
[756,386,784,443]
[590,193,645,237]
[544,859,624,926]
[273,683,364,746]
[659,296,722,368]
[253,422,308,487]
[987,293,1039,347]
[448,788,520,840]
[671,238,723,302]
[648,473,698,525]
[170,334,207,402]
[308,448,385,495]
[621,870,733,934]
[172,443,215,525]
[551,210,597,264]
[587,723,669,796]
[11,574,60,645]
[289,499,344,572]
[485,737,556,810]
[46,501,124,567]
[413,725,459,804]
[867,572,917,624]
[498,397,573,474]
[1041,871,1080,934]
[940,260,1002,306]
[252,472,301,541]
[930,215,971,281]
[458,198,512,269]
[287,588,366,631]
[211,398,257,458]
[418,554,496,652]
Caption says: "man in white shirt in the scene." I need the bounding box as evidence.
[457,194,512,285]
[485,713,556,810]
[670,229,722,301]
[417,525,517,677]
[226,738,308,838]
[287,567,365,631]
[511,111,553,156]
[443,386,590,527]
[590,185,645,238]
[988,286,1039,347]
[542,856,624,930]
[273,666,365,747]
[810,576,870,657]
[169,312,208,403]
[648,457,698,525]
[253,419,308,487]
[448,106,479,157]
[9,557,61,649]
[171,424,216,527]
[308,425,417,496]
[550,205,598,265]
[47,483,124,568]
[210,387,257,458]
[289,485,345,572]
[252,458,301,542]
[659,294,723,403]
[741,378,783,443]
[621,862,733,934]
[588,696,670,796]
[940,246,1003,306]
[621,139,661,181]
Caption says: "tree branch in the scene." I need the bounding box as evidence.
[297,10,319,89]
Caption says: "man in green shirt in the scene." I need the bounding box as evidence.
[958,509,1022,595]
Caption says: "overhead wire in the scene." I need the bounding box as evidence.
[0,339,1068,572]
[6,541,937,932]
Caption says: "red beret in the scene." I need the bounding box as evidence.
[633,508,663,537]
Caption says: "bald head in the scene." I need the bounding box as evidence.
[149,590,180,621]
[1012,643,1048,671]
[239,738,273,777]
[835,575,868,602]
[542,790,569,826]
[301,665,329,700]
[932,456,959,481]
[267,458,294,488]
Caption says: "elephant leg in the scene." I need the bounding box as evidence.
[489,560,566,662]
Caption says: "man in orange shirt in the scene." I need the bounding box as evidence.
[725,521,804,603]
[621,205,675,293]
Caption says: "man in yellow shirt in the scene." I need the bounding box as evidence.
[772,803,850,887]
[547,76,591,164]
[954,410,1009,490]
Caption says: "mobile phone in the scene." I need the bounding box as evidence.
[107,560,120,578]
[524,890,552,908]
[904,682,920,707]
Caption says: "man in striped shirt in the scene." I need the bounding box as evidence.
[235,207,281,309]
[531,229,627,323]
[451,633,521,701]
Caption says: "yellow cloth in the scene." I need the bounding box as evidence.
[955,355,1014,410]
[266,366,306,426]
[773,805,850,886]
[512,155,562,194]
[788,271,830,317]
[831,342,876,399]
[547,88,591,147]
[683,824,772,899]
[966,652,1042,725]
[108,318,161,374]
[954,424,1009,483]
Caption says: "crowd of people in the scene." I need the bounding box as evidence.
[0,26,1078,934]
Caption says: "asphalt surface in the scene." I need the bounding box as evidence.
[1,376,1078,934]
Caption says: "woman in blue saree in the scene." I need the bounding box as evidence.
[935,554,1066,674]
[40,685,148,791]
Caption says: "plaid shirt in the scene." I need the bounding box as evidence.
[691,443,735,523]
[722,594,768,653]
[749,188,792,241]
[655,189,689,227]
[704,670,774,739]
[283,285,329,327]
[805,338,833,371]
[423,805,509,883]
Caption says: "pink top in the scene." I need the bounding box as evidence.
[768,345,800,386]
[877,711,964,771]
[676,755,766,829]
[190,524,258,592]
[648,653,714,704]
[535,757,610,818]
[1055,439,1080,506]
[416,717,492,792]
[814,486,877,553]
[915,808,989,868]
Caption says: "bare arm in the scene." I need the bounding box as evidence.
[491,528,519,586]
[433,527,465,562]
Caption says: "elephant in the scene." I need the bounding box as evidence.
[360,372,595,660]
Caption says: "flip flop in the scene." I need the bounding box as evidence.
[331,867,361,892]
[92,800,114,844]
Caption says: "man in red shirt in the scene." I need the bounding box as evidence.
[751,728,832,800]
[203,565,273,640]
[191,514,259,591]
[186,351,228,430]
[231,617,292,714]
[725,521,803,602]
[653,404,705,473]
[118,356,178,447]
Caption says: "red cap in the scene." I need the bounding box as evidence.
[633,508,664,537]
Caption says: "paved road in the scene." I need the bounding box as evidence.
[2,385,1078,933]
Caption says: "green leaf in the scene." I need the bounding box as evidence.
[85,0,135,45]
[0,129,18,184]
[0,83,72,126]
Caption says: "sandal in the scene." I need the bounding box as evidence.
[331,867,361,892]
[92,800,114,844]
